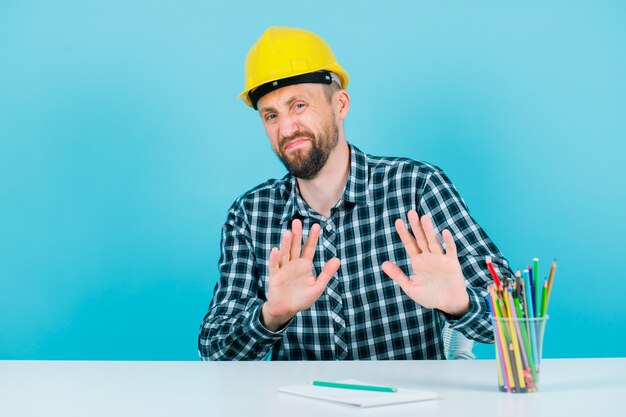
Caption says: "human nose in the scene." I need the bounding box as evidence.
[278,113,299,139]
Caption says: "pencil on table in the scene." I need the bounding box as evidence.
[310,381,397,392]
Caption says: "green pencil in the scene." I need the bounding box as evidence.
[310,381,397,392]
[513,295,538,383]
[540,279,548,317]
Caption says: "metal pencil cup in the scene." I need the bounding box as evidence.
[491,315,548,393]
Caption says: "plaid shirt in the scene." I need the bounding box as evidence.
[199,143,511,360]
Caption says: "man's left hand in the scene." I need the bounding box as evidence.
[382,210,470,317]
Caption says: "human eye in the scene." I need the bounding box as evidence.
[294,102,307,111]
[264,113,277,122]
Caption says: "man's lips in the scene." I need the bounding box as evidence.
[283,137,310,151]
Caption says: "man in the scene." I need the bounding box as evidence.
[199,26,511,360]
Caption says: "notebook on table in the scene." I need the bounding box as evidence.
[278,379,438,408]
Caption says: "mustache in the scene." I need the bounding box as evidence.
[280,130,315,151]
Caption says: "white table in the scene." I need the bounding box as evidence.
[1,358,623,416]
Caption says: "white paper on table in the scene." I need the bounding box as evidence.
[278,379,438,408]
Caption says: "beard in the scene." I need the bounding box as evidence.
[276,122,339,180]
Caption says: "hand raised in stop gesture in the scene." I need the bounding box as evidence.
[382,210,470,317]
[261,219,341,331]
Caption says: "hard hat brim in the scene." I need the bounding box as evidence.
[238,63,350,108]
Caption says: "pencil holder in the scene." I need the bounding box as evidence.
[491,316,548,393]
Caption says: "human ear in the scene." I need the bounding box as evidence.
[335,90,350,121]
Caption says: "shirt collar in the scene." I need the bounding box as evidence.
[279,143,371,225]
[342,143,371,206]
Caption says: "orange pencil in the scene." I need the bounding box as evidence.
[546,259,557,303]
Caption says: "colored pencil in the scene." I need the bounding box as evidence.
[545,259,557,313]
[489,289,514,392]
[488,291,506,390]
[508,343,520,392]
[527,266,533,313]
[524,269,539,379]
[540,280,548,317]
[486,256,502,288]
[533,258,542,320]
[513,295,538,383]
[310,381,397,392]
[508,292,529,368]
[503,294,526,390]
[517,271,530,321]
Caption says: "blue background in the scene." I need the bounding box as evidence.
[1,1,625,360]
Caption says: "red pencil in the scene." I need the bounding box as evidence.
[486,256,502,288]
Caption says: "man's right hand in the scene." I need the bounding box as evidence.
[260,219,340,332]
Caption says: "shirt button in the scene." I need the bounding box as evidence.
[325,224,333,231]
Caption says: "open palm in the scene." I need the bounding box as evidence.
[262,219,340,330]
[382,210,470,317]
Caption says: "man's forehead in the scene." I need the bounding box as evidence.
[257,83,324,111]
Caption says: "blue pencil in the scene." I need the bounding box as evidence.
[528,266,535,314]
[533,258,542,322]
[523,270,539,368]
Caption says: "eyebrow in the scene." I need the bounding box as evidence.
[259,94,308,113]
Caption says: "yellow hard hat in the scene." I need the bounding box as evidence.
[238,26,350,109]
